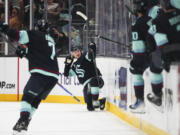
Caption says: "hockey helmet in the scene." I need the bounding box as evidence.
[148,0,160,7]
[35,19,48,33]
[133,0,148,14]
[133,0,159,14]
[71,46,82,52]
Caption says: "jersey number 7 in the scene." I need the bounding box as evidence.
[45,35,56,60]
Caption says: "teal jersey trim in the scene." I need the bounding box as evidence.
[30,69,59,79]
[19,31,29,44]
[154,33,169,47]
[83,78,92,87]
[148,6,160,19]
[85,52,92,62]
[132,40,146,53]
[171,0,180,10]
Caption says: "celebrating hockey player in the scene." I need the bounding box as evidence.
[129,0,164,113]
[0,22,59,134]
[147,0,180,106]
[64,42,106,111]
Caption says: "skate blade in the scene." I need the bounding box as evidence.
[12,130,27,135]
[130,109,146,114]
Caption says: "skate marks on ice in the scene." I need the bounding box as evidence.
[0,102,146,135]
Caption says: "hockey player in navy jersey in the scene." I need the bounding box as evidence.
[129,0,164,113]
[64,42,106,111]
[147,0,180,106]
[0,22,59,134]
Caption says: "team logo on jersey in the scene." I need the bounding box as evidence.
[75,65,85,78]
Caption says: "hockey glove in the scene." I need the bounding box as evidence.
[88,42,96,59]
[16,45,28,58]
[88,42,96,51]
[64,55,74,66]
[0,21,9,34]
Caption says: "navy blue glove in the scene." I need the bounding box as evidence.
[16,45,28,58]
[0,21,9,34]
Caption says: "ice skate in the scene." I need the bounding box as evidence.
[87,104,95,111]
[92,100,100,108]
[129,99,145,113]
[147,93,164,113]
[12,113,31,135]
[99,98,106,110]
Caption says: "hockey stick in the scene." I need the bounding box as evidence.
[125,4,136,17]
[76,11,88,21]
[56,82,81,103]
[76,11,102,90]
[75,11,131,49]
[96,35,131,49]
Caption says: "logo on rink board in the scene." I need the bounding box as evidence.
[0,81,15,89]
[114,67,127,110]
[59,72,80,86]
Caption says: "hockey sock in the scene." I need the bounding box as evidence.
[30,107,36,118]
[150,73,163,97]
[20,111,30,119]
[133,74,144,100]
[21,101,32,114]
[134,85,144,101]
[91,87,99,100]
[21,101,37,118]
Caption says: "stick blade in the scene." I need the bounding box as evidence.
[76,11,88,21]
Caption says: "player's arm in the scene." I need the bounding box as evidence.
[0,22,19,41]
[148,12,169,48]
[0,22,29,58]
[146,33,157,54]
[86,42,96,61]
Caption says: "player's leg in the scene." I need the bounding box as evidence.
[89,77,101,108]
[129,58,148,113]
[29,75,57,118]
[83,84,94,111]
[13,75,38,133]
[97,77,106,110]
[13,74,58,133]
[147,64,163,111]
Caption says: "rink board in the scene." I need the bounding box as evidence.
[0,57,179,135]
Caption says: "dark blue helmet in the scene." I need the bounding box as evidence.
[133,0,148,14]
[71,46,82,52]
[133,0,159,14]
[35,19,48,33]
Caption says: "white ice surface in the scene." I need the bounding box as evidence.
[0,102,146,135]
